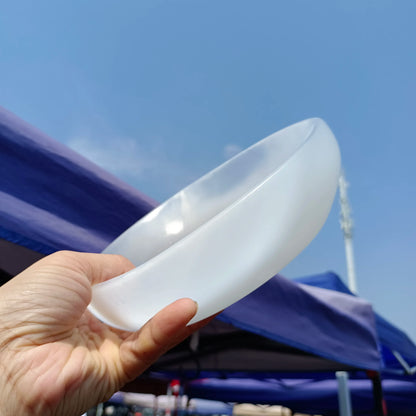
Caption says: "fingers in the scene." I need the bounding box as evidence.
[119,298,198,382]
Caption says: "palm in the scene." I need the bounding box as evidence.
[0,252,202,416]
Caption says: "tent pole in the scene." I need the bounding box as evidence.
[336,371,353,416]
[367,371,387,416]
[339,170,358,294]
[392,350,416,375]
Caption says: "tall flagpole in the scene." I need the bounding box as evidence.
[339,170,358,294]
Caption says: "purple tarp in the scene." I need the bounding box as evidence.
[0,105,155,256]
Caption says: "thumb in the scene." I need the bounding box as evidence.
[119,298,198,382]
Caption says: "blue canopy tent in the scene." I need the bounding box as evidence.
[179,273,416,415]
[150,275,380,374]
[0,105,155,278]
[186,377,416,416]
[294,272,416,375]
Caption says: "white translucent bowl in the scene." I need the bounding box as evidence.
[88,118,341,331]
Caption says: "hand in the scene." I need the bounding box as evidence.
[0,251,206,416]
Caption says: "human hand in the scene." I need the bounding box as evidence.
[0,251,206,416]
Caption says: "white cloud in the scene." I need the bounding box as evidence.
[223,143,243,160]
[66,134,197,201]
[68,135,149,178]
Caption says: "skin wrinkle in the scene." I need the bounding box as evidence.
[10,336,110,414]
[58,346,91,397]
[0,350,16,398]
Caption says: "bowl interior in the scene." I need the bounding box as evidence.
[103,119,317,266]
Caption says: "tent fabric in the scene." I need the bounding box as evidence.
[216,275,381,371]
[294,272,416,371]
[0,106,381,372]
[0,105,155,258]
[186,377,416,416]
[151,276,381,374]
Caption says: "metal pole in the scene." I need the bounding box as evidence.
[367,371,388,416]
[339,170,358,294]
[336,371,353,416]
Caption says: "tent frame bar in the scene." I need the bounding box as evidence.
[392,350,416,375]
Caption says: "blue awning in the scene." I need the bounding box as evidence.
[295,272,416,372]
[0,105,155,256]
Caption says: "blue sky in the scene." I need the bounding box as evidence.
[1,0,415,342]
